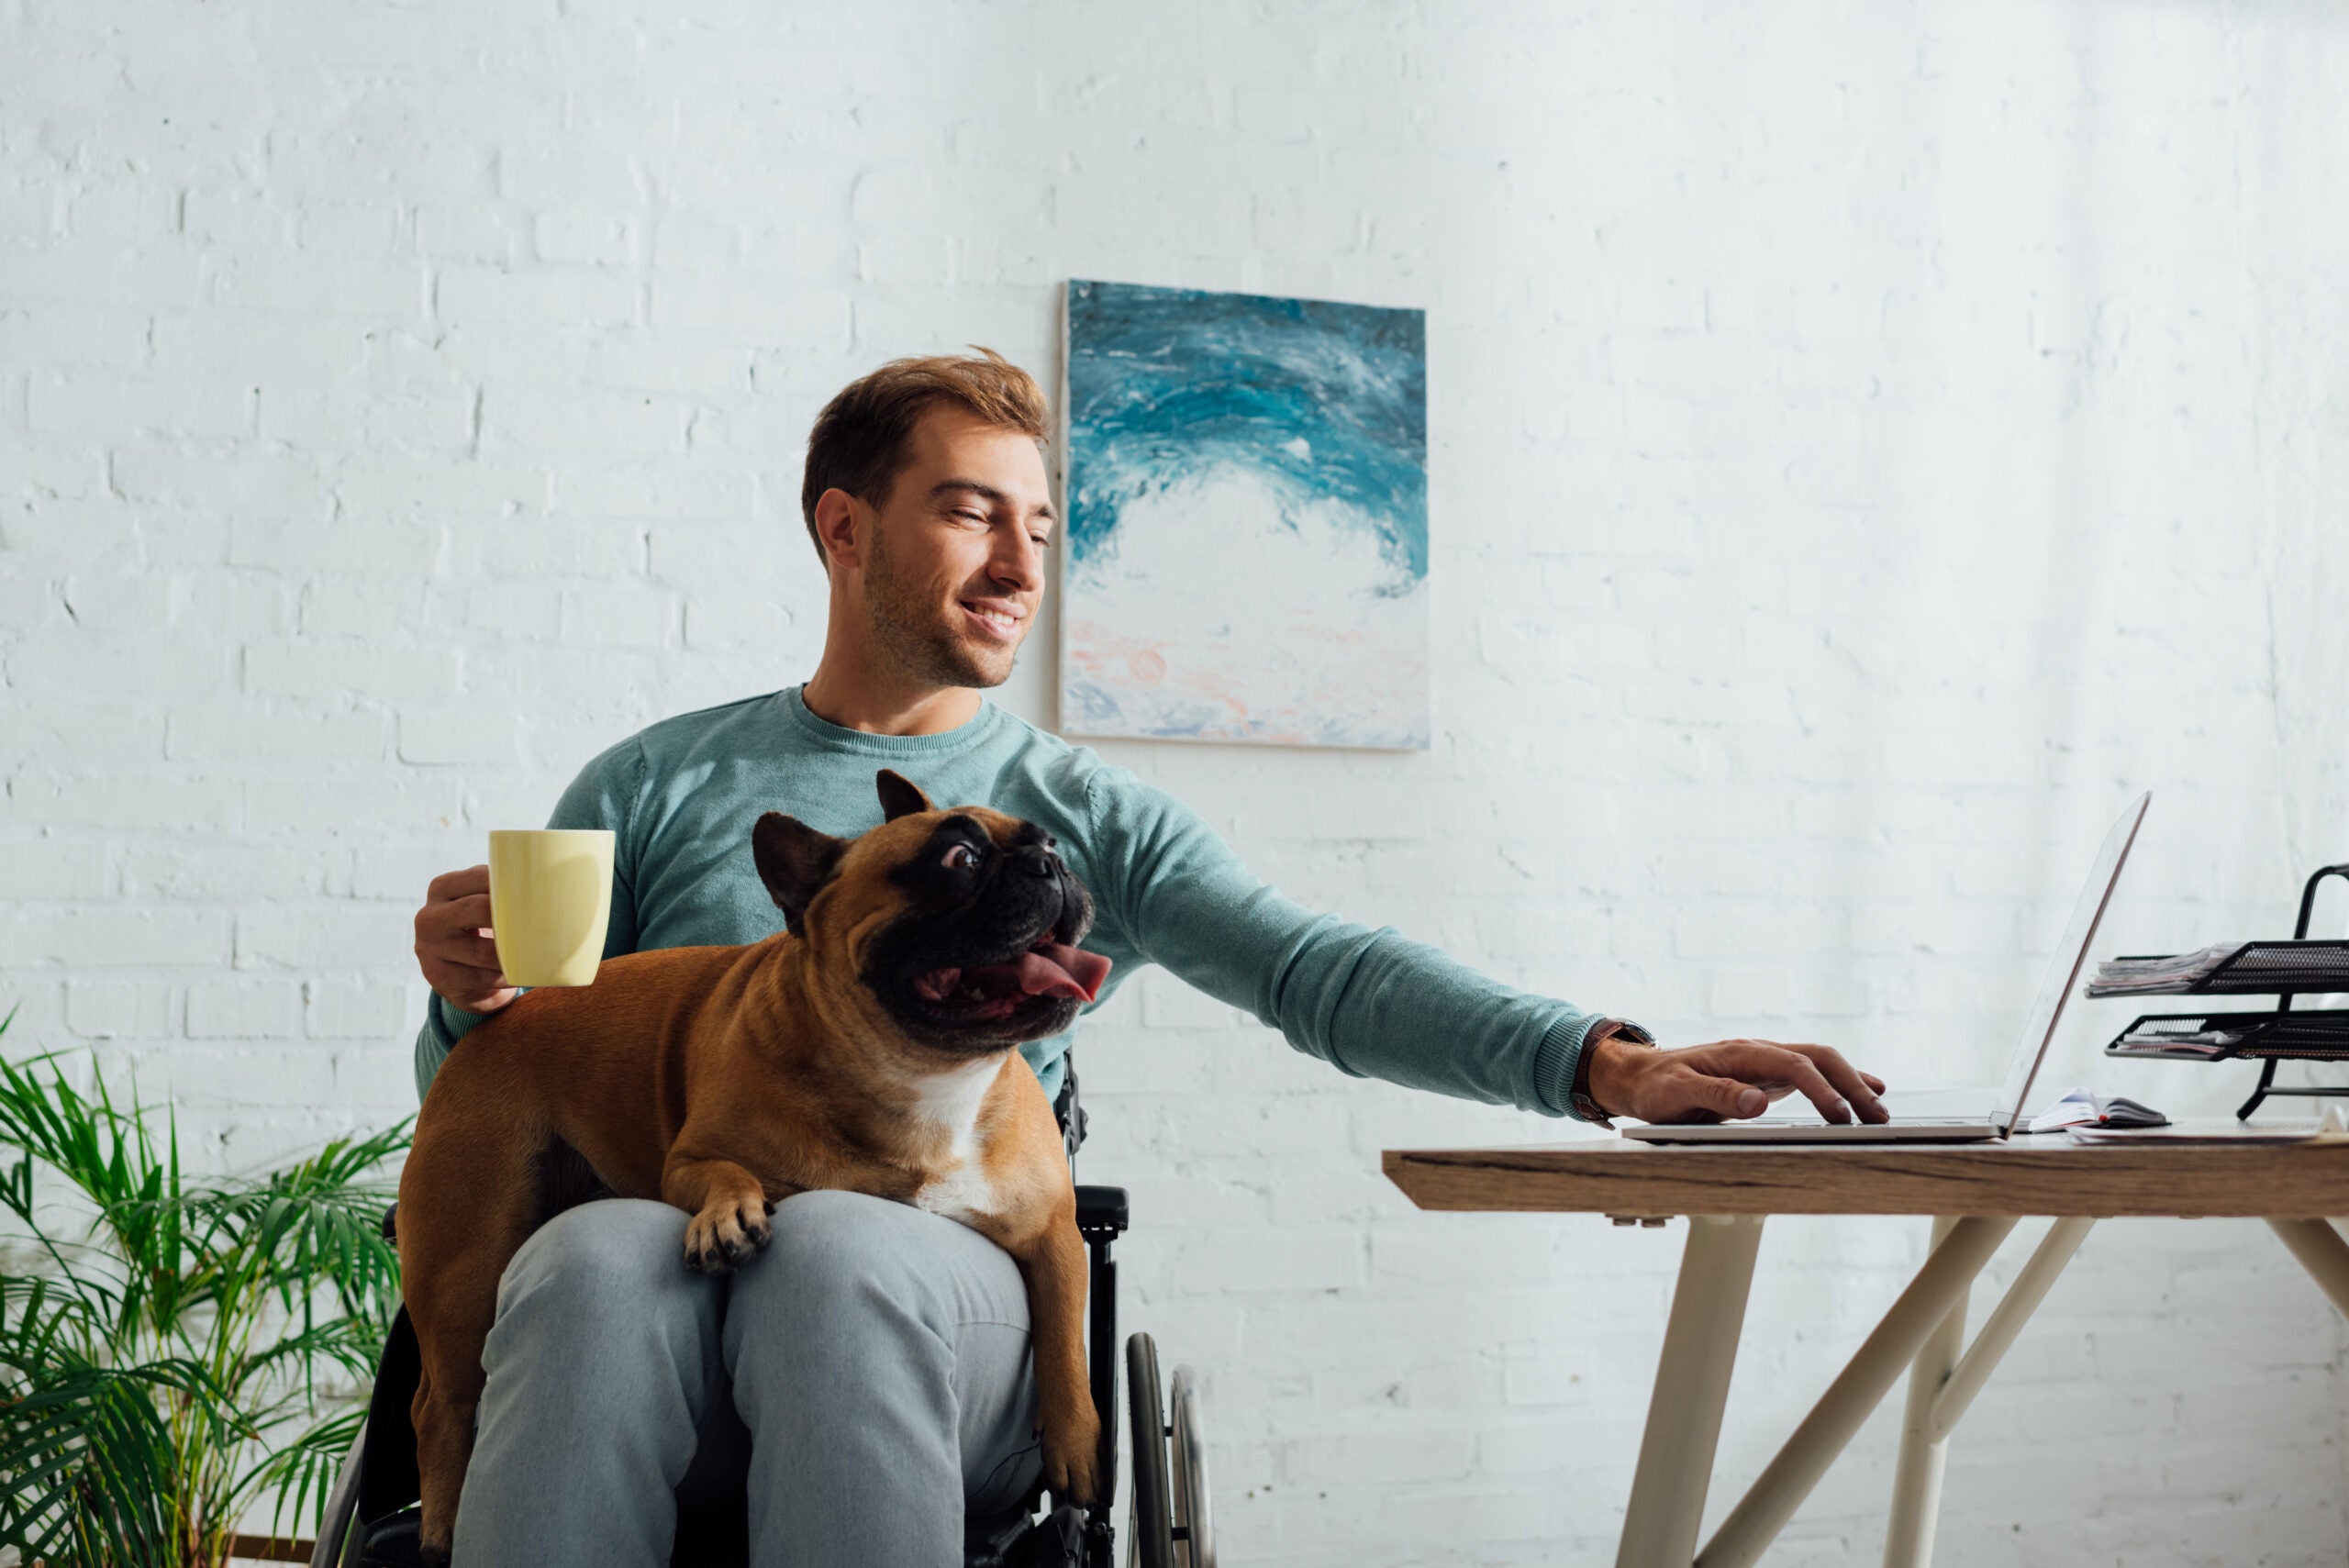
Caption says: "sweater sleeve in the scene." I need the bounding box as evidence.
[1085,764,1610,1120]
[410,738,648,1101]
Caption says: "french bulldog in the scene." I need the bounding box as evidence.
[396,769,1112,1562]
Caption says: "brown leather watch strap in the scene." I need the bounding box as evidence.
[1571,1018,1655,1127]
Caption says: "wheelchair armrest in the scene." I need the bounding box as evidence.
[1074,1184,1127,1241]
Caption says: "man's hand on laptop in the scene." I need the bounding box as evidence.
[414,864,521,1017]
[1587,1033,1888,1125]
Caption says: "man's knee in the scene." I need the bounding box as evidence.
[492,1198,717,1347]
[461,1200,732,1544]
[754,1188,919,1282]
[735,1189,1022,1326]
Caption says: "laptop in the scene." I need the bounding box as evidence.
[1622,791,2151,1144]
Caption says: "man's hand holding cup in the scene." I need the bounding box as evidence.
[413,829,616,1016]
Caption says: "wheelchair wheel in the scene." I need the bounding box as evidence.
[1167,1365,1215,1568]
[1125,1333,1174,1568]
[1123,1334,1214,1568]
[308,1423,365,1566]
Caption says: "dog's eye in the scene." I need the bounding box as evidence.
[942,842,980,871]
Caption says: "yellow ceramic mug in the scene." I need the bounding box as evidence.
[487,828,615,987]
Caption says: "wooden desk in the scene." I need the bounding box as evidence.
[1383,1138,2349,1568]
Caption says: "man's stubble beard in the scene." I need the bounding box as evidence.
[864,519,1017,691]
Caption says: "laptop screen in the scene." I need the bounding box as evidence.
[1989,792,2152,1134]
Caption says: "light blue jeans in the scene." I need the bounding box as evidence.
[448,1190,1045,1567]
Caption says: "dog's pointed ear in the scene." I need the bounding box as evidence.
[752,813,846,937]
[875,769,935,822]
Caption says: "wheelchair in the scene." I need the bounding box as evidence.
[307,1054,1215,1568]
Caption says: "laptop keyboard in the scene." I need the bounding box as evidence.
[1748,1114,1984,1129]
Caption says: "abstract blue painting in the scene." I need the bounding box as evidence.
[1059,279,1429,750]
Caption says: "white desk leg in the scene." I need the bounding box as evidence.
[1927,1217,2094,1443]
[1616,1214,1765,1568]
[1881,1217,1966,1568]
[2266,1218,2349,1316]
[1697,1215,2018,1568]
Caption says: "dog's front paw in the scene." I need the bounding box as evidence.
[684,1191,774,1275]
[1040,1400,1103,1507]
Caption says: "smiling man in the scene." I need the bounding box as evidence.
[407,347,1886,1565]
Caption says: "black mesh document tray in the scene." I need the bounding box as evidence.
[2096,940,2349,995]
[2098,863,2349,1118]
[2107,1009,2349,1062]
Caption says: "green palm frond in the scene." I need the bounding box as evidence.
[0,1344,190,1563]
[243,1313,390,1387]
[0,1011,410,1567]
[239,1398,373,1542]
[0,1048,173,1250]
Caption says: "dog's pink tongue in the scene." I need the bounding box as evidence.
[1012,942,1112,1002]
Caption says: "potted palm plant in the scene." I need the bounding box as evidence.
[0,1005,409,1566]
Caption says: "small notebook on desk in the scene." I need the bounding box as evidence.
[2026,1086,2167,1132]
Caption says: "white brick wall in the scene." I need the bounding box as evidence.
[5,0,2347,1561]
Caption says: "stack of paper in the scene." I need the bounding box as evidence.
[2108,1018,2260,1057]
[2083,944,2243,996]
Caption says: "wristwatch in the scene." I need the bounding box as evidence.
[1569,1018,1656,1128]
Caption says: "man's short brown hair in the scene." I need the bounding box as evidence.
[799,346,1052,569]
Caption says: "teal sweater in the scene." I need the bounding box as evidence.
[415,686,1609,1122]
